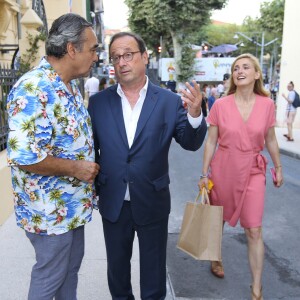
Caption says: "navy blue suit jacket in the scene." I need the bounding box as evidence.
[88,81,207,225]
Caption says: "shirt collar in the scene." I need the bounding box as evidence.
[38,56,54,71]
[117,75,149,98]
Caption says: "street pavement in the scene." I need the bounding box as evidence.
[0,127,299,300]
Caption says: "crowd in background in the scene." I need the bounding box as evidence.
[159,73,231,117]
[84,71,116,107]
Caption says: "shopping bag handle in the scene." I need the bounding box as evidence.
[195,187,210,205]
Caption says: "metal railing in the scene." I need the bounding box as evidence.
[32,0,48,37]
[0,64,19,151]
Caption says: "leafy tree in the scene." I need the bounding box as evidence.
[205,0,284,78]
[239,0,284,78]
[18,32,46,75]
[124,0,284,83]
[239,17,267,58]
[125,0,228,81]
[177,44,196,82]
[203,22,240,47]
[259,0,284,37]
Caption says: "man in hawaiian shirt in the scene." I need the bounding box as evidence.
[6,13,99,300]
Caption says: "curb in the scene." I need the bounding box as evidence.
[279,148,300,160]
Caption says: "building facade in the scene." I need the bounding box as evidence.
[276,0,300,128]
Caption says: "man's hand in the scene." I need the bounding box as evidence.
[179,80,202,118]
[19,156,100,184]
[74,161,100,184]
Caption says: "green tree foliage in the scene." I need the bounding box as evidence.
[239,17,266,57]
[239,0,284,74]
[125,0,227,49]
[124,0,284,82]
[18,32,46,75]
[203,22,240,47]
[259,0,285,36]
[125,0,228,81]
[177,44,196,82]
[204,0,284,66]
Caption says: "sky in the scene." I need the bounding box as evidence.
[102,0,270,29]
[102,0,129,29]
[211,0,270,24]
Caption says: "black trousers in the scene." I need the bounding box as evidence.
[102,202,168,300]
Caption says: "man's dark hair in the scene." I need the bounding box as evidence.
[223,73,230,81]
[46,13,93,58]
[109,32,147,55]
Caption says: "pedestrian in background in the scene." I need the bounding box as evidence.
[264,76,270,92]
[88,31,207,300]
[108,77,116,86]
[99,77,108,91]
[6,13,100,300]
[206,84,212,98]
[208,87,218,111]
[201,83,208,117]
[282,81,297,141]
[217,80,224,98]
[198,53,283,300]
[222,73,230,96]
[85,72,100,97]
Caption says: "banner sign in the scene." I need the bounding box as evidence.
[160,57,235,82]
[160,58,177,82]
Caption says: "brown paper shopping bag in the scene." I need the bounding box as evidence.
[177,188,223,261]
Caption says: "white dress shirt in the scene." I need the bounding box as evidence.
[117,76,203,200]
[84,76,99,97]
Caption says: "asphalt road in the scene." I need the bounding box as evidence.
[166,140,300,300]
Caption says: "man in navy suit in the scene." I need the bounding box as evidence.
[88,32,207,300]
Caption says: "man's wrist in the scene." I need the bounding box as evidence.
[188,108,202,118]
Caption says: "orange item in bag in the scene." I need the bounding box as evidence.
[207,179,214,192]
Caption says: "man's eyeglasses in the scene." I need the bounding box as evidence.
[110,51,140,65]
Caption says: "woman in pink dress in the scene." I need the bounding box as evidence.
[198,53,283,300]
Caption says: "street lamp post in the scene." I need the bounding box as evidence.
[234,32,278,68]
[159,35,163,60]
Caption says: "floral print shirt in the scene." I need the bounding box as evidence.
[7,57,96,235]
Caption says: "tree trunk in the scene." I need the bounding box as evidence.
[170,30,186,89]
[170,30,182,69]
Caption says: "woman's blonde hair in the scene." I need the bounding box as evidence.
[226,53,270,97]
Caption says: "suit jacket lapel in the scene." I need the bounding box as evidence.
[109,86,129,149]
[133,83,158,144]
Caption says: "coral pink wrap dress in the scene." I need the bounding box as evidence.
[207,94,276,228]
